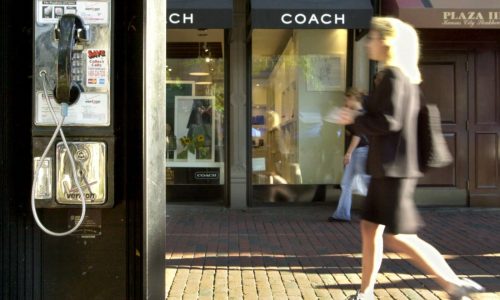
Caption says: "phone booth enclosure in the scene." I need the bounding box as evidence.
[30,1,130,299]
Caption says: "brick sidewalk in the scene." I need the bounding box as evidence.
[165,206,500,300]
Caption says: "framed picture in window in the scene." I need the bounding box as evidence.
[174,96,215,161]
[306,54,345,92]
[166,80,195,136]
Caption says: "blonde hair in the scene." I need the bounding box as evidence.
[345,87,363,103]
[371,17,422,84]
[267,110,281,129]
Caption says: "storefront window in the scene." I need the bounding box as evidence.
[165,29,225,198]
[251,29,347,186]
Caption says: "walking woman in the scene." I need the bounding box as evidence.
[336,17,485,300]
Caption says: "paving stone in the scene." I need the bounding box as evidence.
[164,206,500,300]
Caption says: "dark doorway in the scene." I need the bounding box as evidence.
[419,51,468,190]
[467,46,500,206]
[420,34,500,206]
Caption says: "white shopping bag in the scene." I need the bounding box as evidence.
[351,174,368,196]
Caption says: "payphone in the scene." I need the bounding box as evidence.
[32,0,114,236]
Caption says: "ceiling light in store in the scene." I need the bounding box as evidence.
[188,60,210,76]
[195,75,212,85]
[202,42,212,63]
[189,42,211,76]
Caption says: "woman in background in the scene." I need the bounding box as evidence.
[328,88,370,222]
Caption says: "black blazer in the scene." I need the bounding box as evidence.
[351,67,423,178]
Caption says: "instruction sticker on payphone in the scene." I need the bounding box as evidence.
[32,0,114,236]
[34,0,111,127]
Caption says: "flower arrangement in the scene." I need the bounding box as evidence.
[176,134,210,160]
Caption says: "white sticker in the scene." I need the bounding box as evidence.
[35,92,110,126]
[76,1,109,24]
[86,49,108,88]
[37,1,109,25]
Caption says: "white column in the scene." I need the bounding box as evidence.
[143,0,166,298]
[229,0,248,209]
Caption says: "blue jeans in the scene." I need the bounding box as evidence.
[332,146,370,220]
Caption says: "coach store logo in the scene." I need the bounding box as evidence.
[442,11,500,27]
[168,13,194,25]
[281,13,345,25]
[194,171,219,180]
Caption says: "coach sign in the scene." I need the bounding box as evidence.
[251,0,373,29]
[167,0,232,28]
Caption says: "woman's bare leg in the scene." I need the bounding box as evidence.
[383,234,461,291]
[359,220,386,296]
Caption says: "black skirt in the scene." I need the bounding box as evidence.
[361,177,424,234]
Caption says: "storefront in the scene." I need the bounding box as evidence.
[164,0,376,206]
[165,0,232,204]
[382,0,500,206]
[160,0,500,210]
[248,0,374,204]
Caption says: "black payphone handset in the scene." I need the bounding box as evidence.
[54,14,87,105]
[32,0,114,237]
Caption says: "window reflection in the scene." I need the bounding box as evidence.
[251,29,348,187]
[166,29,225,188]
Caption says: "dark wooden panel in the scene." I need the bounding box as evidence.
[419,38,500,206]
[469,49,500,206]
[419,52,468,190]
[475,50,497,125]
[498,50,500,124]
[418,134,456,186]
[475,134,498,189]
[420,63,456,123]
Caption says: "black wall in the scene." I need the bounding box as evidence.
[1,1,144,299]
[1,2,40,298]
[121,0,145,298]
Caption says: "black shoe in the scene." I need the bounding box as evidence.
[346,294,361,300]
[346,291,372,300]
[328,216,350,222]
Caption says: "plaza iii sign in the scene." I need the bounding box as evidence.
[400,8,500,29]
[441,10,500,27]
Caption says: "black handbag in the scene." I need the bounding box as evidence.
[417,103,453,172]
